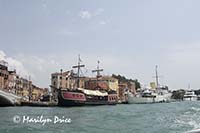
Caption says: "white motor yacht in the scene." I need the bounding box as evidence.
[183,91,197,101]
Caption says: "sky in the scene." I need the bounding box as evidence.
[0,0,200,89]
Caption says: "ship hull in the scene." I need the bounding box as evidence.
[128,95,155,104]
[183,97,197,101]
[183,91,197,101]
[58,89,117,107]
[155,93,172,103]
[58,99,115,106]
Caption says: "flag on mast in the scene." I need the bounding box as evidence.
[78,54,82,62]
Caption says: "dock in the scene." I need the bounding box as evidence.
[20,101,57,107]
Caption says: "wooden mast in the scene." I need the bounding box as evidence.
[72,55,85,88]
[92,61,103,88]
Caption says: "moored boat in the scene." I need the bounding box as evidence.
[126,87,172,104]
[126,88,156,104]
[58,88,117,106]
[56,56,118,107]
[155,86,172,102]
[183,91,197,101]
[127,65,172,104]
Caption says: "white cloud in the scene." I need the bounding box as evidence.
[78,8,104,20]
[0,50,30,77]
[79,11,92,19]
[0,51,6,60]
[15,54,66,88]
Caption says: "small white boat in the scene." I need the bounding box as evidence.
[183,91,197,101]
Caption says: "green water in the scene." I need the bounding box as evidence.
[0,101,200,133]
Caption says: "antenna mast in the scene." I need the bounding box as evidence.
[155,65,159,87]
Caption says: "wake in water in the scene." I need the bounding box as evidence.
[175,106,200,133]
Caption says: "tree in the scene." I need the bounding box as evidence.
[171,89,185,100]
[112,74,141,90]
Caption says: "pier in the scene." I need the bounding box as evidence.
[21,101,57,107]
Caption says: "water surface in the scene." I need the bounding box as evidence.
[0,101,200,133]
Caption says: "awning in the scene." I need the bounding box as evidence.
[78,88,108,96]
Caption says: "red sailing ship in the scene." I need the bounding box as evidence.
[57,56,118,106]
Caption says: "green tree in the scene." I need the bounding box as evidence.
[112,74,141,90]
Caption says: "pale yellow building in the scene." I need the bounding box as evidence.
[22,89,29,97]
[32,85,44,101]
[101,76,119,91]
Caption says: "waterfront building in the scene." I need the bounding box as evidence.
[32,85,45,101]
[16,77,30,97]
[51,70,86,101]
[51,70,69,101]
[103,76,119,91]
[85,76,118,91]
[84,77,108,90]
[8,70,17,89]
[0,60,46,102]
[51,70,83,89]
[117,81,136,102]
[118,83,128,101]
[84,76,120,100]
[0,61,9,90]
[127,81,136,94]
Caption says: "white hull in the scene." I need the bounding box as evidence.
[155,93,172,102]
[183,97,197,101]
[128,96,155,104]
[127,92,171,104]
[183,91,197,101]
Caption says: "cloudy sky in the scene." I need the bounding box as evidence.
[0,0,200,89]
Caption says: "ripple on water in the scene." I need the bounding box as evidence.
[174,106,200,132]
[1,103,200,133]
